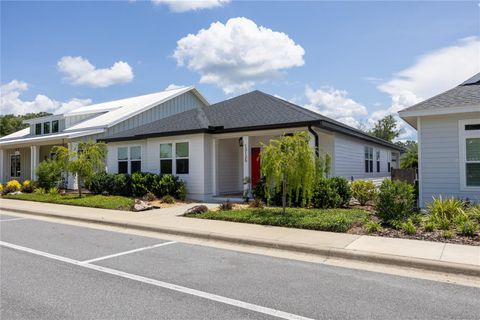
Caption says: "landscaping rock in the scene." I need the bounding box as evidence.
[133,199,153,212]
[184,205,208,215]
[9,191,23,195]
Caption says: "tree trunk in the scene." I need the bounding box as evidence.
[282,178,286,214]
[78,176,82,198]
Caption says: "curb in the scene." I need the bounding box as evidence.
[3,206,480,278]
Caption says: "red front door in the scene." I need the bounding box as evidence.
[251,147,261,187]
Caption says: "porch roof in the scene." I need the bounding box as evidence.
[0,129,104,147]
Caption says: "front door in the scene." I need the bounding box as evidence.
[251,147,261,187]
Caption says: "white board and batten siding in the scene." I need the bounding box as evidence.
[419,112,480,207]
[333,133,397,180]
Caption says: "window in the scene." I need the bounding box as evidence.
[376,150,380,172]
[160,143,173,174]
[43,122,50,134]
[364,147,373,173]
[459,120,480,190]
[52,120,59,133]
[130,146,142,174]
[176,142,189,174]
[10,154,20,177]
[35,123,42,135]
[118,147,128,174]
[117,146,141,174]
[388,162,391,173]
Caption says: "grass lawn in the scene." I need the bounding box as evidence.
[3,193,135,211]
[186,207,369,233]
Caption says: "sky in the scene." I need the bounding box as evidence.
[1,0,479,141]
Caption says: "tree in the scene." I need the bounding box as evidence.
[400,144,418,168]
[260,131,317,213]
[0,112,52,137]
[368,115,400,142]
[53,140,107,197]
[395,140,417,151]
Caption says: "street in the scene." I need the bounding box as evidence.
[1,213,479,320]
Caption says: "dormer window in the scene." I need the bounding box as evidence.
[35,123,42,135]
[43,122,50,134]
[52,120,59,133]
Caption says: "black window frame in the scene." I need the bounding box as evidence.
[35,123,42,135]
[52,120,59,133]
[43,122,50,134]
[10,154,21,177]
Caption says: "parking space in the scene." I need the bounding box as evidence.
[2,214,480,320]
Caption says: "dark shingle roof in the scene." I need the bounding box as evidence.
[103,90,403,151]
[400,73,480,113]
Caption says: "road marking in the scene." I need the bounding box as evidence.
[0,240,313,320]
[0,217,27,222]
[80,241,177,264]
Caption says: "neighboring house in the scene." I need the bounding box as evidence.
[1,87,402,201]
[399,73,480,208]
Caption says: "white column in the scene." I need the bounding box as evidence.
[30,145,39,181]
[242,136,251,197]
[0,149,4,183]
[212,138,218,196]
[67,142,78,190]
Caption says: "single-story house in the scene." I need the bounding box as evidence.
[399,73,480,208]
[1,86,403,201]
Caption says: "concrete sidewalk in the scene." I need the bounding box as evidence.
[1,198,479,276]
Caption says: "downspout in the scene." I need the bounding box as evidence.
[307,125,319,158]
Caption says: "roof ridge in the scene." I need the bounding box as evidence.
[254,91,321,120]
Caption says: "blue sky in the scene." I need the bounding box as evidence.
[1,1,479,140]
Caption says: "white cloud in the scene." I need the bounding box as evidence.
[152,0,229,12]
[164,84,185,90]
[304,86,368,128]
[57,56,134,88]
[379,36,480,112]
[173,17,305,94]
[0,80,91,115]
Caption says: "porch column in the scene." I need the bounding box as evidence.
[30,145,39,181]
[67,142,78,190]
[0,149,4,182]
[212,138,218,196]
[242,136,251,197]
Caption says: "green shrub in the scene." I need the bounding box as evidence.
[219,200,234,211]
[48,187,59,195]
[131,172,151,197]
[351,180,377,206]
[442,230,453,239]
[176,183,187,201]
[21,180,35,193]
[365,220,382,233]
[3,179,22,194]
[86,172,114,195]
[143,192,156,201]
[249,198,265,208]
[410,213,424,226]
[375,179,415,224]
[36,160,63,190]
[111,173,131,196]
[424,221,435,232]
[330,176,352,207]
[458,220,478,237]
[466,205,480,224]
[312,178,342,209]
[160,195,175,204]
[401,220,416,235]
[35,187,46,194]
[427,196,467,229]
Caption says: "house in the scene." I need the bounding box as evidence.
[1,87,403,201]
[399,73,480,208]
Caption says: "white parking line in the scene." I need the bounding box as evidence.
[80,241,177,264]
[0,217,27,222]
[0,240,313,320]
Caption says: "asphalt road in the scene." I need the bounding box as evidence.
[1,213,479,320]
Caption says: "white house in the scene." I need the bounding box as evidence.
[1,86,403,201]
[399,73,480,207]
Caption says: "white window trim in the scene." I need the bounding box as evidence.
[364,146,373,173]
[117,145,142,174]
[159,143,173,174]
[159,140,190,176]
[459,119,480,191]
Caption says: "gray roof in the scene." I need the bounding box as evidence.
[103,90,403,151]
[400,73,480,113]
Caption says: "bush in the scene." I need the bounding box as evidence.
[111,173,131,196]
[427,196,467,229]
[0,183,3,194]
[219,200,234,211]
[48,187,59,195]
[442,230,453,239]
[249,198,265,208]
[21,180,35,193]
[375,179,415,224]
[4,179,22,194]
[330,177,351,207]
[424,221,435,232]
[143,192,156,201]
[131,172,151,197]
[466,205,480,224]
[160,195,175,204]
[36,160,63,190]
[401,220,416,235]
[458,220,478,237]
[366,220,381,233]
[176,183,187,201]
[312,178,342,209]
[351,180,377,206]
[35,187,46,194]
[86,172,114,195]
